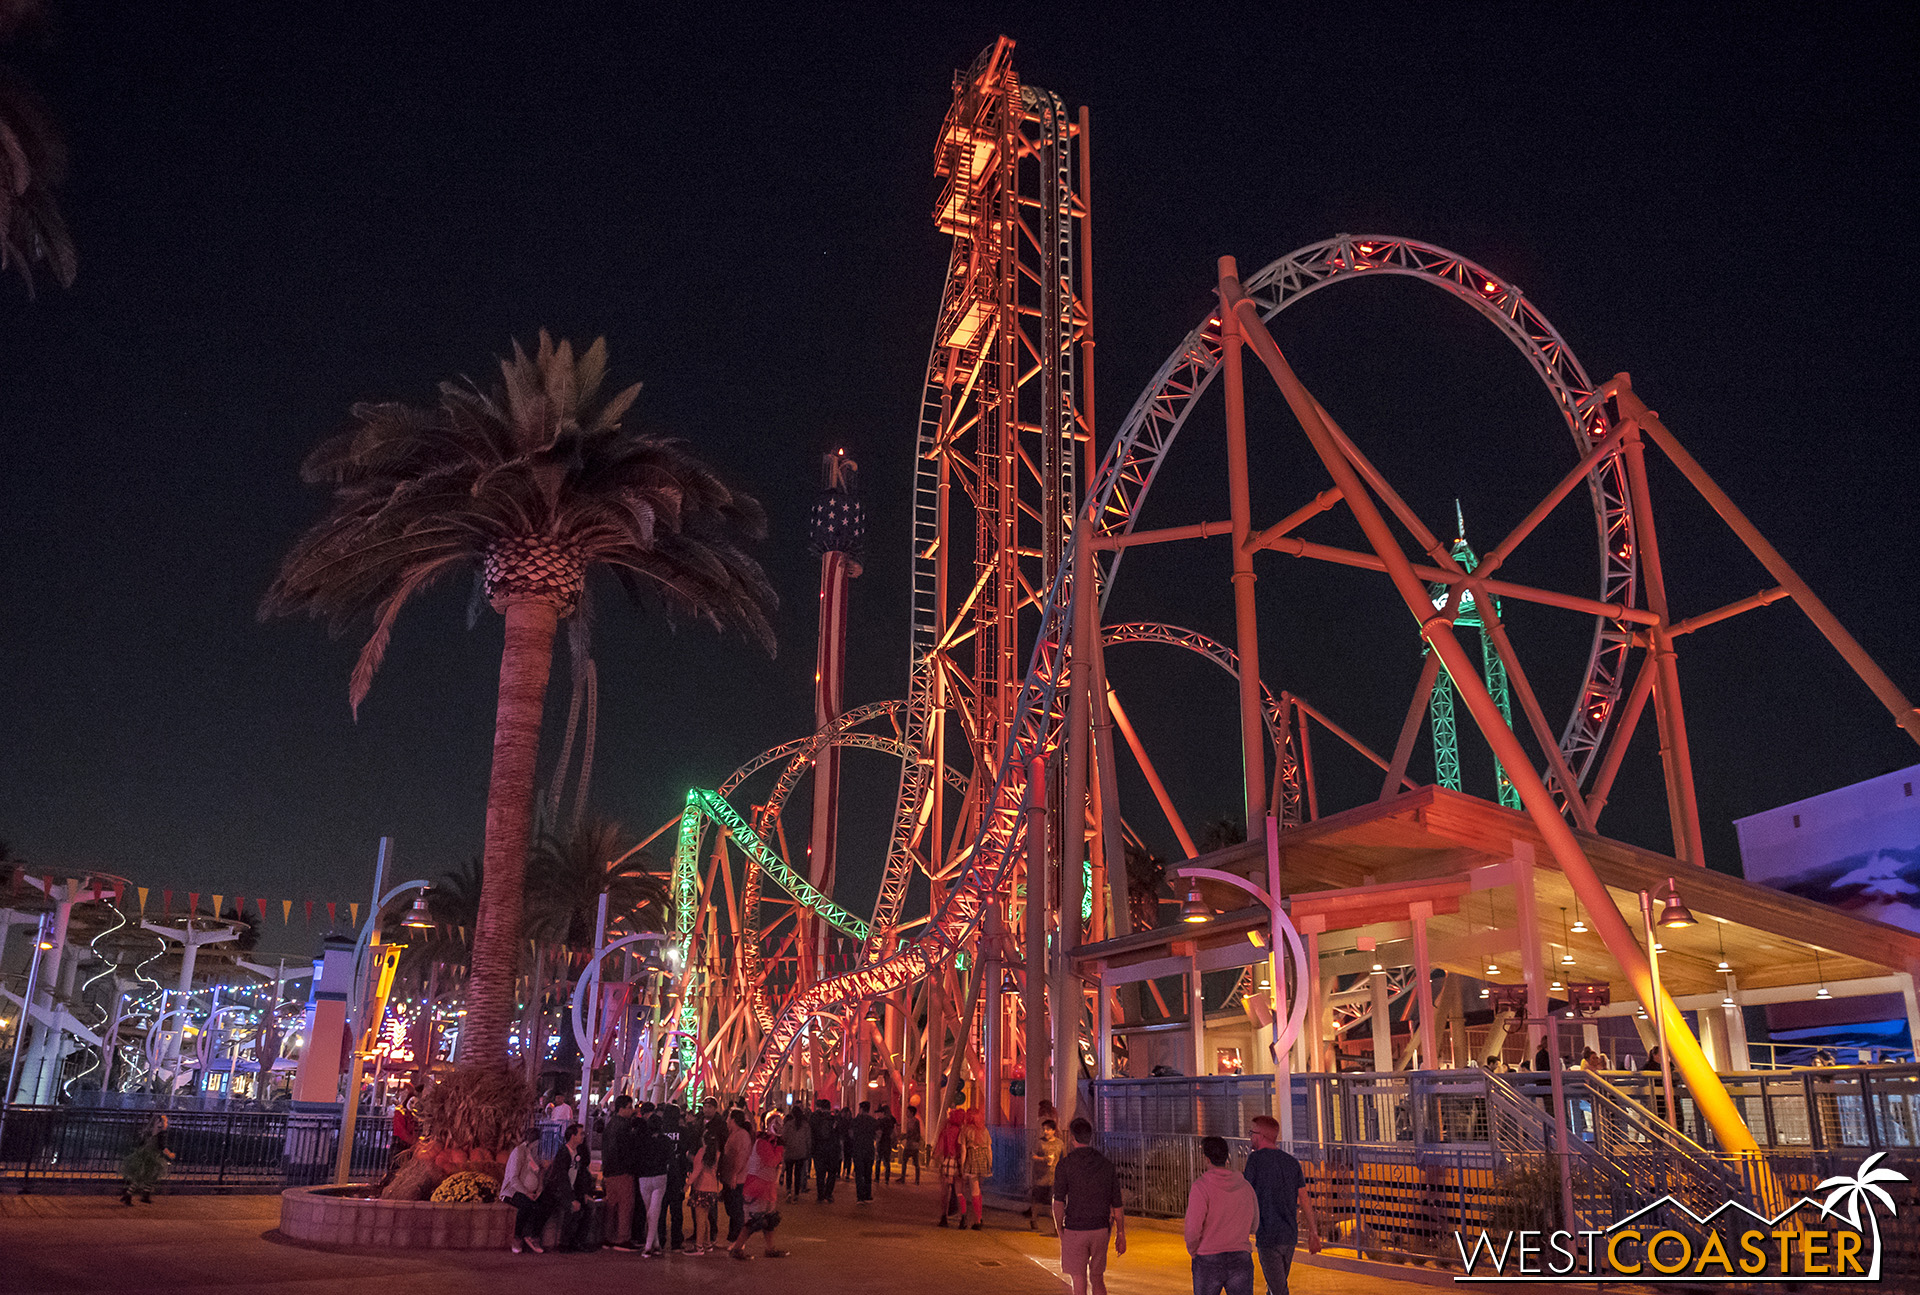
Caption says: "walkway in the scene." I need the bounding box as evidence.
[0,1180,1503,1294]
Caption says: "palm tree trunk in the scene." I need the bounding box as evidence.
[463,596,561,1065]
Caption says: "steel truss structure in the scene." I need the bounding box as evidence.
[637,47,1917,1150]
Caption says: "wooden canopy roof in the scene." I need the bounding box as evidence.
[1082,786,1920,1003]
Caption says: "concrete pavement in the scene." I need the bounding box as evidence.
[0,1180,1464,1295]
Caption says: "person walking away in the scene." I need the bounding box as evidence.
[1186,1136,1259,1295]
[730,1127,790,1260]
[809,1098,840,1203]
[543,1123,589,1252]
[662,1104,690,1252]
[841,1107,856,1186]
[1051,1117,1125,1295]
[848,1101,879,1203]
[1028,1118,1063,1232]
[1243,1116,1309,1294]
[634,1111,673,1256]
[781,1099,812,1200]
[935,1107,967,1226]
[900,1104,923,1183]
[686,1126,725,1255]
[721,1108,755,1243]
[119,1113,174,1205]
[503,1127,548,1254]
[601,1094,641,1250]
[876,1104,897,1184]
[958,1107,992,1229]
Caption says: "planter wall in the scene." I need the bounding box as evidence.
[278,1184,513,1249]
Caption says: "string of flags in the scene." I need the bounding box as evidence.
[5,869,365,930]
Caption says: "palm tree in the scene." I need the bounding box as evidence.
[524,817,668,949]
[520,818,665,1081]
[1816,1151,1908,1280]
[0,1,74,295]
[264,332,776,1077]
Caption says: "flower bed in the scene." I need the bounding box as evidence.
[277,1184,514,1250]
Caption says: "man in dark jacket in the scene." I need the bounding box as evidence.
[847,1101,879,1202]
[544,1122,590,1252]
[876,1104,898,1183]
[810,1098,841,1203]
[601,1098,641,1250]
[662,1104,690,1251]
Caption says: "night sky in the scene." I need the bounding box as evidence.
[1,5,1914,958]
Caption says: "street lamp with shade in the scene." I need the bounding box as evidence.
[1171,814,1311,1145]
[1639,875,1695,1130]
[400,891,435,930]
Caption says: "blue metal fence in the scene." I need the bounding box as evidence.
[0,1104,391,1188]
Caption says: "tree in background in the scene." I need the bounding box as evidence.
[0,1,73,294]
[265,333,775,1154]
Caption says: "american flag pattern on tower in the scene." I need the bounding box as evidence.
[807,451,866,560]
[807,451,861,1000]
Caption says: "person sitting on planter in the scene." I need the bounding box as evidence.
[504,1126,549,1253]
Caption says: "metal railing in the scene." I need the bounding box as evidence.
[1089,1069,1920,1244]
[1092,1063,1920,1150]
[0,1104,391,1188]
[1091,1073,1279,1137]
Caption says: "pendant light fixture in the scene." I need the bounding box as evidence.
[1181,882,1210,924]
[1716,923,1730,972]
[1485,893,1500,976]
[1814,948,1832,1000]
[1570,899,1587,935]
[1560,908,1576,966]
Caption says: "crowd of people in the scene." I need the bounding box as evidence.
[496,1091,933,1258]
[477,1088,1313,1294]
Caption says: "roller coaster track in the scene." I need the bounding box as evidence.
[737,235,1639,1102]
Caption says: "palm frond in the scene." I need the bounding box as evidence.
[265,333,778,709]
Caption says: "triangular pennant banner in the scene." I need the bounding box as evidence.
[212,894,223,919]
[304,900,313,925]
[137,887,149,916]
[110,880,124,906]
[349,902,359,928]
[163,889,173,914]
[282,900,293,924]
[326,902,337,926]
[257,898,268,921]
[189,892,199,916]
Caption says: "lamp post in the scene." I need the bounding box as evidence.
[1639,877,1696,1130]
[1172,815,1311,1144]
[567,931,671,1107]
[333,860,431,1186]
[0,913,51,1164]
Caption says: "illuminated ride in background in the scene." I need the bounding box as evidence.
[643,37,1917,1156]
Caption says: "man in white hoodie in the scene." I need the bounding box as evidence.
[1183,1135,1259,1295]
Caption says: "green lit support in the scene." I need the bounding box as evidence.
[669,786,871,1099]
[1428,504,1521,809]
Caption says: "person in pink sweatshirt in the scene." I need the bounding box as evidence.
[1183,1136,1259,1295]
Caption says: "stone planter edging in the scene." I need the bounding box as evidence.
[277,1184,514,1250]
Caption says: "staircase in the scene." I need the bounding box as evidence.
[1492,1069,1750,1225]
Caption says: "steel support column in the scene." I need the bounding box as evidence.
[1219,264,1761,1155]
